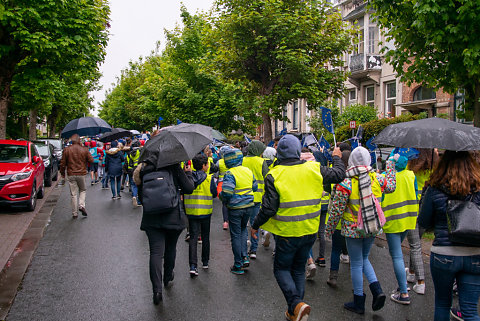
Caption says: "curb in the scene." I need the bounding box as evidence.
[0,182,62,321]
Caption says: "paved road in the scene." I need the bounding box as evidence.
[6,182,436,321]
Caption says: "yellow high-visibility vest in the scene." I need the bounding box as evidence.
[261,162,324,237]
[414,169,431,200]
[218,159,228,181]
[184,174,213,216]
[227,166,255,197]
[242,156,265,203]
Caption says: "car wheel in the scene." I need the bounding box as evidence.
[45,170,52,187]
[37,180,45,199]
[26,183,37,211]
[52,165,58,181]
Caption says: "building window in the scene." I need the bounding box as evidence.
[413,86,436,101]
[282,105,288,129]
[365,86,375,106]
[353,17,364,54]
[293,100,299,130]
[348,89,357,104]
[368,26,378,54]
[385,81,396,117]
[275,119,278,136]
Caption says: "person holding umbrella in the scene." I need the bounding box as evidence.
[105,141,124,200]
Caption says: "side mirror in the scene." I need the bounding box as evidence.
[33,156,41,164]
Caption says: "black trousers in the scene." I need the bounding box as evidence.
[145,228,182,293]
[188,216,211,267]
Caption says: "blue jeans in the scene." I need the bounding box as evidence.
[129,175,138,199]
[346,237,378,296]
[274,233,316,315]
[330,229,344,271]
[386,231,409,293]
[430,253,480,321]
[110,175,121,197]
[245,203,261,252]
[101,172,109,188]
[228,207,252,267]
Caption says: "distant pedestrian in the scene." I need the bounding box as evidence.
[88,140,102,185]
[100,142,110,189]
[105,141,124,200]
[125,140,142,207]
[59,134,94,218]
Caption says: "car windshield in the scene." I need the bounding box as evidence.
[0,144,28,163]
[47,140,61,150]
[35,145,49,157]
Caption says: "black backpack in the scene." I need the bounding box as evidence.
[141,169,179,215]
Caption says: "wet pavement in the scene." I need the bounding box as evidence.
[6,182,437,321]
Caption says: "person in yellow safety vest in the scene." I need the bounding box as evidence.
[217,146,231,230]
[183,154,218,277]
[126,140,142,207]
[251,135,345,321]
[219,148,257,275]
[203,145,219,175]
[242,140,269,259]
[381,154,418,305]
[325,147,397,315]
[403,148,439,295]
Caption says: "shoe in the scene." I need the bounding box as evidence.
[405,267,415,283]
[189,266,199,278]
[223,221,229,230]
[112,196,116,200]
[344,294,366,314]
[116,195,121,200]
[327,270,338,288]
[91,181,95,186]
[285,310,293,321]
[291,302,311,321]
[132,196,138,207]
[248,251,257,259]
[247,239,251,247]
[369,281,386,311]
[184,233,190,242]
[314,257,326,267]
[163,271,174,288]
[198,236,202,244]
[450,307,464,321]
[153,292,162,305]
[95,180,99,184]
[263,232,271,248]
[305,263,317,280]
[340,254,350,264]
[230,265,245,275]
[242,256,250,268]
[72,215,78,219]
[413,283,425,295]
[79,207,87,217]
[202,262,209,269]
[390,291,410,305]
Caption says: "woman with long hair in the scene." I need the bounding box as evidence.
[418,150,480,320]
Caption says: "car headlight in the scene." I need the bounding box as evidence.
[11,171,32,182]
[44,159,50,167]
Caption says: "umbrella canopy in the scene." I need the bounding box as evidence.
[99,128,132,142]
[61,117,112,138]
[211,129,226,141]
[129,129,140,135]
[139,123,213,168]
[373,117,480,151]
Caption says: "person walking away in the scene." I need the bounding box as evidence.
[326,147,397,314]
[381,155,418,305]
[126,140,142,207]
[134,157,194,305]
[418,150,480,321]
[184,154,218,276]
[105,141,124,200]
[260,146,277,248]
[220,148,257,275]
[97,142,106,186]
[251,135,345,321]
[59,134,94,218]
[101,142,110,189]
[88,140,102,185]
[217,146,231,230]
[242,140,268,259]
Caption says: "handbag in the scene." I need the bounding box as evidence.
[446,194,480,246]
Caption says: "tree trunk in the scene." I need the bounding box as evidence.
[262,113,273,143]
[47,105,58,137]
[0,94,8,139]
[474,80,480,128]
[29,109,37,141]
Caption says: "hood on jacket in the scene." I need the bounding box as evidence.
[263,147,276,161]
[395,155,408,172]
[106,148,121,156]
[247,140,266,157]
[224,148,243,169]
[277,134,301,161]
[192,170,207,188]
[348,146,371,167]
[111,141,118,148]
[90,140,97,148]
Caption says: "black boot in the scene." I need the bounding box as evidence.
[344,293,366,314]
[153,292,162,305]
[369,281,386,311]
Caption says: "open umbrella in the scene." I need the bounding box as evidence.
[61,117,111,138]
[139,123,213,168]
[373,117,480,151]
[129,129,140,135]
[99,128,132,142]
[211,129,226,141]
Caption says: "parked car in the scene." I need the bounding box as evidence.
[38,138,63,162]
[0,140,45,211]
[34,141,59,187]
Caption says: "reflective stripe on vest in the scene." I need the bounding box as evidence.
[242,156,266,203]
[184,175,213,216]
[381,169,418,233]
[261,162,324,237]
[343,172,383,222]
[228,166,255,197]
[218,159,228,181]
[127,150,140,169]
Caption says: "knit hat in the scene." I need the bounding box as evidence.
[277,134,301,161]
[224,148,243,169]
[348,146,371,167]
[247,140,266,157]
[111,141,118,148]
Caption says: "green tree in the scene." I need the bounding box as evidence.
[209,0,354,142]
[338,103,377,126]
[369,0,480,126]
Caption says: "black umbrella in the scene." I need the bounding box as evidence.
[99,128,132,142]
[373,117,480,151]
[139,123,213,168]
[61,117,112,138]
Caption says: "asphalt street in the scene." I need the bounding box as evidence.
[7,181,437,321]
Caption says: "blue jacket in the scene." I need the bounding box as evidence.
[105,148,125,177]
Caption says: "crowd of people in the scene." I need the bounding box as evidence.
[58,131,480,321]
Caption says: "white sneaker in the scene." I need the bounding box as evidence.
[413,283,425,295]
[340,254,350,264]
[132,196,138,207]
[305,263,317,279]
[405,267,416,283]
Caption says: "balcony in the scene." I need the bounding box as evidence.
[348,53,382,87]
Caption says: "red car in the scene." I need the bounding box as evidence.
[0,140,45,211]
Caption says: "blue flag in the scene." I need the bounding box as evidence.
[356,125,364,140]
[365,136,377,151]
[157,116,164,127]
[244,134,252,144]
[370,152,377,166]
[279,128,287,136]
[319,136,330,150]
[393,147,420,160]
[303,134,317,148]
[267,140,274,147]
[320,107,334,134]
[176,119,182,125]
[324,149,333,162]
[351,139,359,150]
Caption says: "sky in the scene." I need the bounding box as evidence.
[91,0,215,115]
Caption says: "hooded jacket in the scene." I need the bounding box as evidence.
[105,148,125,177]
[245,140,269,178]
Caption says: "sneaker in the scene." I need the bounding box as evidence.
[112,196,116,200]
[202,263,209,269]
[163,271,174,288]
[340,254,350,264]
[79,207,88,217]
[198,236,202,244]
[315,257,326,267]
[285,310,293,321]
[242,256,250,268]
[405,267,416,283]
[306,263,317,280]
[116,195,121,200]
[413,283,425,295]
[223,221,229,230]
[291,302,311,321]
[132,196,138,207]
[91,181,95,186]
[72,214,78,219]
[390,291,410,305]
[249,251,257,259]
[450,307,464,321]
[230,265,244,275]
[189,266,198,277]
[262,232,271,248]
[184,233,190,242]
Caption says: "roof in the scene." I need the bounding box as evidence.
[343,2,367,21]
[0,140,29,146]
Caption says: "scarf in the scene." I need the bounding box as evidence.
[346,165,382,234]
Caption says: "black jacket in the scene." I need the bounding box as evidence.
[140,163,194,231]
[252,156,346,230]
[105,148,124,177]
[418,186,480,246]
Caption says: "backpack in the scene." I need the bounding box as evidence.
[141,169,179,215]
